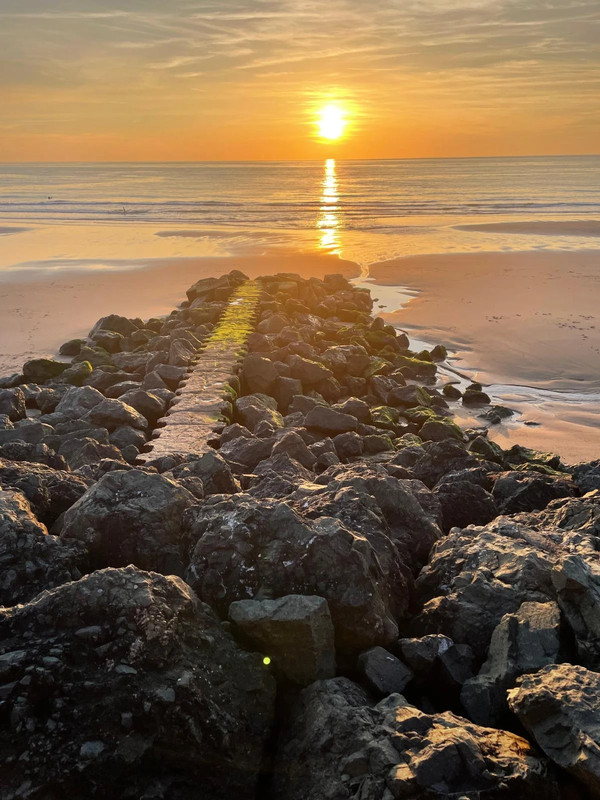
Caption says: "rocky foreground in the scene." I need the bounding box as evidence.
[0,271,599,799]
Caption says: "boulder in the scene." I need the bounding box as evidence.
[492,470,575,514]
[332,431,363,460]
[86,398,148,431]
[272,677,559,800]
[271,430,317,469]
[241,354,279,394]
[0,566,274,799]
[572,460,600,493]
[60,470,196,575]
[229,594,335,685]
[508,664,600,796]
[434,479,498,532]
[22,358,69,383]
[218,435,275,470]
[89,313,138,336]
[0,388,26,422]
[413,519,558,658]
[0,441,66,470]
[184,494,401,653]
[305,405,358,434]
[54,385,104,418]
[0,488,87,605]
[0,459,90,525]
[387,384,432,408]
[552,553,600,669]
[420,417,465,442]
[288,354,333,385]
[357,646,413,696]
[461,601,561,726]
[235,394,283,432]
[170,450,237,495]
[118,389,166,425]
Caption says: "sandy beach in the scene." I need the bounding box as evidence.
[0,251,360,376]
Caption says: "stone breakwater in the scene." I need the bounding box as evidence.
[0,271,599,799]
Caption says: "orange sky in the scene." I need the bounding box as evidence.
[1,1,599,161]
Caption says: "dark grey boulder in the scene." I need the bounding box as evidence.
[60,469,196,575]
[118,389,166,425]
[461,601,561,726]
[229,594,335,685]
[272,677,559,800]
[235,393,283,432]
[89,313,138,337]
[170,450,237,495]
[305,405,358,434]
[241,353,278,394]
[492,470,575,514]
[0,566,274,799]
[0,458,90,525]
[0,388,26,422]
[508,664,600,796]
[271,430,317,469]
[357,646,413,696]
[434,479,498,532]
[0,488,87,605]
[54,385,104,418]
[86,398,148,431]
[184,494,401,652]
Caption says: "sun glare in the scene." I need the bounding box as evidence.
[317,105,346,140]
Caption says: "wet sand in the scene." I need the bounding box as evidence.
[454,220,600,237]
[369,249,600,464]
[0,252,360,376]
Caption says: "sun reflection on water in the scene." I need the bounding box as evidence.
[317,158,341,254]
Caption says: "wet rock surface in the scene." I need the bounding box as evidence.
[0,270,597,799]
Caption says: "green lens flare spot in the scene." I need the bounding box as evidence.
[263,656,271,666]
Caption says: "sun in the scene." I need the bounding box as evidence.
[317,105,346,140]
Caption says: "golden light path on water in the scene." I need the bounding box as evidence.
[317,158,341,255]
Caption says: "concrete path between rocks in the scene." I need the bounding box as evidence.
[139,279,262,462]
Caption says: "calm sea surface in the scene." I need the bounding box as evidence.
[1,156,600,265]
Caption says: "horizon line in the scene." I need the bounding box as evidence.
[1,152,599,166]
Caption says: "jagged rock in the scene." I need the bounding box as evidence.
[170,450,237,495]
[109,425,147,452]
[89,313,138,337]
[413,519,558,658]
[0,459,90,525]
[315,465,441,570]
[0,566,274,798]
[54,385,104,418]
[434,478,498,532]
[219,434,274,470]
[461,601,561,726]
[235,394,283,432]
[0,388,26,422]
[492,470,575,514]
[333,431,363,460]
[357,646,413,696]
[387,384,432,408]
[442,382,462,399]
[272,677,559,800]
[59,337,85,356]
[420,417,465,442]
[288,354,333,385]
[552,553,600,669]
[184,494,401,652]
[22,358,69,383]
[411,439,484,487]
[85,398,148,431]
[398,634,454,679]
[118,389,166,425]
[305,405,358,434]
[508,664,600,795]
[58,437,125,470]
[229,594,335,685]
[572,460,600,493]
[0,441,67,470]
[60,470,196,575]
[0,488,87,605]
[463,387,491,405]
[241,354,279,394]
[271,430,317,469]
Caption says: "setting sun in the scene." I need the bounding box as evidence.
[317,105,346,140]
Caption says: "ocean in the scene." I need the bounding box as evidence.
[1,156,600,463]
[1,156,600,267]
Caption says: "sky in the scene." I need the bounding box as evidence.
[0,0,599,161]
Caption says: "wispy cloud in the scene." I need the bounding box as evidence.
[0,0,598,158]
